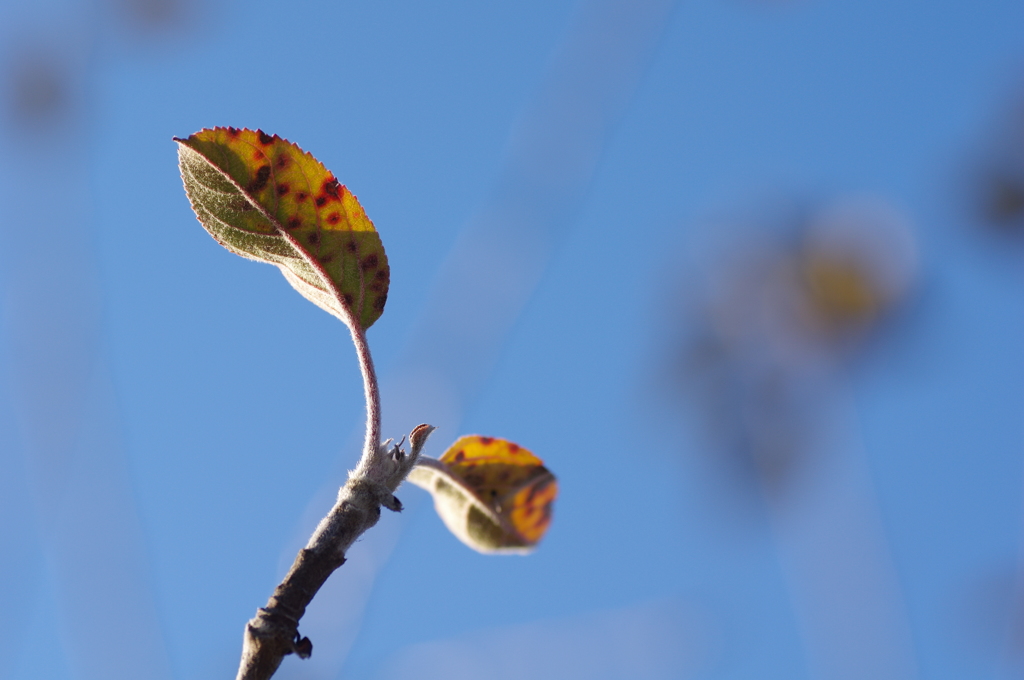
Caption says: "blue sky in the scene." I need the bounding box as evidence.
[2,0,1024,679]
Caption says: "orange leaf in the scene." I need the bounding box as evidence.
[408,436,557,554]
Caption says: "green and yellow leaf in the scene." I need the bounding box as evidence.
[407,436,557,554]
[175,127,388,330]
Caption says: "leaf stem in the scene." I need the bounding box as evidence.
[350,324,382,475]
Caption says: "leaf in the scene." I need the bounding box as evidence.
[407,435,557,554]
[175,127,389,330]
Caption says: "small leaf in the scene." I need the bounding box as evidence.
[407,436,557,554]
[175,127,389,330]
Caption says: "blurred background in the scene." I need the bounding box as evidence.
[1,0,1023,678]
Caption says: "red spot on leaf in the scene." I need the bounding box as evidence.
[226,127,240,137]
[296,191,308,202]
[286,217,301,230]
[323,178,341,198]
[346,240,358,253]
[253,150,265,161]
[479,437,495,446]
[307,232,320,245]
[247,166,271,194]
[507,443,520,454]
[454,450,466,462]
[257,130,274,145]
[343,293,354,306]
[315,196,327,207]
[327,213,340,225]
[361,253,378,270]
[275,155,289,169]
[374,293,387,310]
[276,183,290,196]
[375,270,387,281]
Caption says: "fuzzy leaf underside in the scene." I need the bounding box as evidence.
[408,436,557,554]
[175,127,389,330]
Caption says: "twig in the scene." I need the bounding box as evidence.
[233,318,434,680]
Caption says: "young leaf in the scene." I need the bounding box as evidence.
[407,436,557,554]
[175,127,389,330]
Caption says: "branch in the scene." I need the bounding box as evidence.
[235,423,434,680]
[233,320,433,680]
